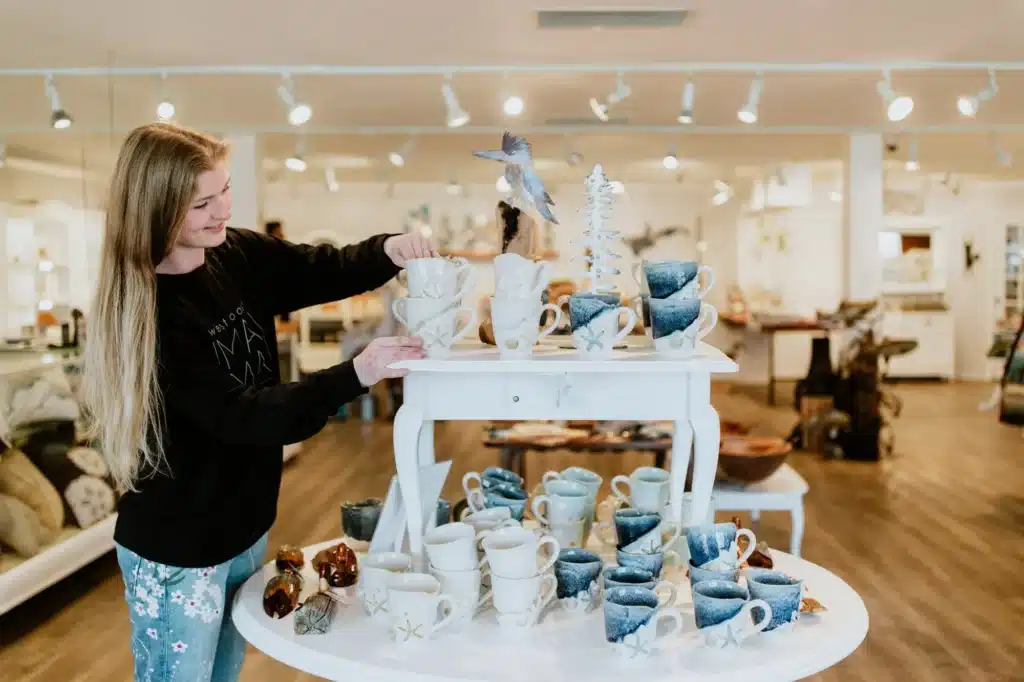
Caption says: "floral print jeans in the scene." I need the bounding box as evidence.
[115,534,269,682]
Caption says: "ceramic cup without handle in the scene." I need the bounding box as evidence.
[686,521,756,570]
[611,467,671,513]
[688,559,740,587]
[531,479,588,528]
[481,525,560,578]
[391,297,478,358]
[745,570,804,631]
[692,580,773,645]
[424,522,483,572]
[616,549,680,580]
[405,256,476,300]
[566,294,637,357]
[428,564,489,630]
[467,482,529,521]
[602,567,677,608]
[554,548,604,600]
[493,253,553,299]
[603,586,684,660]
[462,467,524,504]
[491,296,562,358]
[633,259,714,300]
[358,552,413,621]
[341,498,383,543]
[386,573,457,644]
[482,571,557,620]
[648,298,718,359]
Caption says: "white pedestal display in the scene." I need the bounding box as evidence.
[232,536,869,682]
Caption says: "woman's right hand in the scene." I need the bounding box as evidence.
[352,336,426,387]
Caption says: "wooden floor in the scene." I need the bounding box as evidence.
[2,382,1022,681]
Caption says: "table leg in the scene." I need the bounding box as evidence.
[688,372,721,526]
[654,450,667,470]
[669,420,694,527]
[500,446,525,480]
[791,503,805,558]
[418,420,435,467]
[393,403,425,562]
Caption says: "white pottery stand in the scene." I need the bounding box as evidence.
[387,342,737,566]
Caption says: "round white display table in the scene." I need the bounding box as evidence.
[233,538,868,682]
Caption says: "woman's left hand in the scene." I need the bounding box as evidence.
[384,233,439,267]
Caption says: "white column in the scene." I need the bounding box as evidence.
[224,134,262,232]
[843,133,884,300]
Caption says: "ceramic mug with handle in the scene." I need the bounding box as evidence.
[392,297,478,357]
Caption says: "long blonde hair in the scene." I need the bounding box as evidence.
[81,122,228,492]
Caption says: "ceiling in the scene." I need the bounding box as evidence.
[2,0,1024,193]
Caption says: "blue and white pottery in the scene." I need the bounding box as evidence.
[566,294,637,356]
[603,566,657,591]
[542,467,603,539]
[610,509,662,549]
[616,548,679,579]
[462,467,524,506]
[636,260,714,300]
[435,499,452,527]
[686,522,757,570]
[603,586,684,660]
[555,548,604,600]
[692,580,773,648]
[688,559,740,587]
[341,498,383,542]
[648,298,718,358]
[746,571,804,632]
[470,482,529,521]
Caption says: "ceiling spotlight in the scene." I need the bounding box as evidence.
[496,175,511,193]
[278,74,312,126]
[678,81,695,124]
[737,73,763,124]
[663,154,679,170]
[157,100,175,122]
[44,75,72,129]
[324,167,339,192]
[441,77,470,128]
[957,68,998,119]
[876,70,913,122]
[712,179,733,205]
[389,138,415,168]
[285,156,307,172]
[590,73,631,122]
[503,95,524,117]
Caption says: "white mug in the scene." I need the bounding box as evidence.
[428,565,489,630]
[611,467,671,514]
[546,518,587,549]
[406,256,476,300]
[481,525,560,578]
[358,552,412,620]
[424,522,483,572]
[482,571,557,617]
[491,296,562,358]
[530,479,588,527]
[493,253,552,299]
[392,297,478,357]
[386,573,457,644]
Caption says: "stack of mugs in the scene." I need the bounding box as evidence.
[632,259,719,358]
[392,256,479,358]
[489,253,561,358]
[478,525,560,630]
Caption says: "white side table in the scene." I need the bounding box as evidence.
[712,464,808,557]
[387,342,738,562]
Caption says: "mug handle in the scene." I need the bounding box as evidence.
[631,261,643,286]
[531,495,550,526]
[467,488,486,513]
[541,471,560,485]
[535,536,562,575]
[697,304,719,341]
[654,580,678,609]
[742,599,774,636]
[462,472,482,503]
[454,264,479,301]
[735,528,757,566]
[658,522,683,554]
[391,299,408,327]
[432,594,458,634]
[652,607,685,642]
[534,573,558,616]
[695,266,715,299]
[610,306,638,346]
[610,475,632,506]
[537,303,562,338]
[450,306,479,344]
[662,549,681,567]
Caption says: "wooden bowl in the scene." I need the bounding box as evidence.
[717,436,792,484]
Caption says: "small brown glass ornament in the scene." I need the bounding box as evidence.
[311,542,358,589]
[275,544,305,572]
[263,569,302,619]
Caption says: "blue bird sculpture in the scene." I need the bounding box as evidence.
[473,132,558,224]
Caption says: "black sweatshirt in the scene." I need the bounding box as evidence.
[113,227,400,567]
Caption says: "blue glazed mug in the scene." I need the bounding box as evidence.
[632,259,714,300]
[746,570,804,631]
[692,580,772,646]
[688,559,740,587]
[616,548,679,579]
[554,548,604,606]
[648,298,718,358]
[566,294,638,356]
[468,482,529,522]
[686,522,757,570]
[602,586,684,659]
[341,498,383,542]
[462,466,524,501]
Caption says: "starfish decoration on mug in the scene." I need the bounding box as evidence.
[579,326,605,351]
[420,328,451,350]
[395,617,424,641]
[364,593,386,616]
[621,631,651,659]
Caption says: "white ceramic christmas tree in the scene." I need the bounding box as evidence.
[579,164,621,293]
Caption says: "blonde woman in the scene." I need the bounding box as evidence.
[81,122,431,682]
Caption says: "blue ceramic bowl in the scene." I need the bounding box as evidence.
[603,586,660,643]
[555,548,604,599]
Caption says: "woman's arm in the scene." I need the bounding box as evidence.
[235,228,402,315]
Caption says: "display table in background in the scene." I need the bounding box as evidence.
[233,537,868,682]
[713,464,808,557]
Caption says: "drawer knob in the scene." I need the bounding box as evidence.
[512,395,519,403]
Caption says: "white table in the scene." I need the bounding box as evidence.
[713,464,809,557]
[232,537,869,682]
[388,342,738,562]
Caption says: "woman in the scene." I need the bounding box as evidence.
[80,121,431,682]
